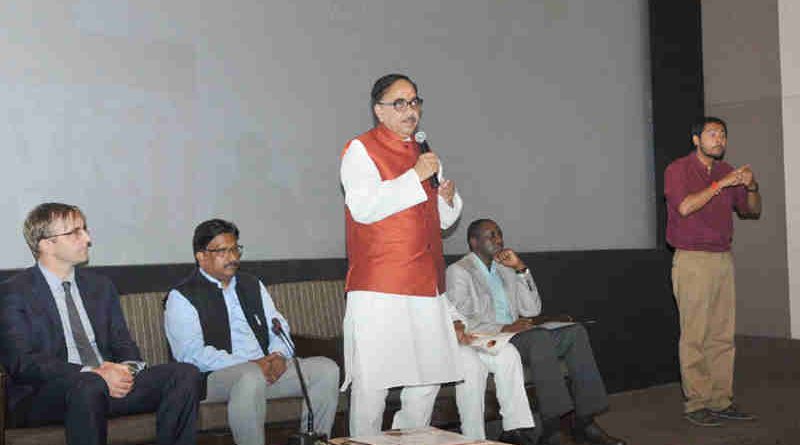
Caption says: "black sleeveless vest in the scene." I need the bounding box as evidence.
[174,269,270,356]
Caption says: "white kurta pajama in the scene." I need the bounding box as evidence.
[340,138,464,436]
[456,344,535,440]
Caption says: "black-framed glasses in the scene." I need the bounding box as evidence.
[205,244,244,257]
[376,97,423,112]
[43,226,89,240]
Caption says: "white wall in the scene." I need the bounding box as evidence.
[702,0,791,337]
[0,1,654,268]
[779,0,800,338]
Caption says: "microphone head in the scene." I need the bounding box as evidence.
[414,131,427,144]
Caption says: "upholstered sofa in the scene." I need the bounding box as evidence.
[0,280,349,445]
[0,278,529,445]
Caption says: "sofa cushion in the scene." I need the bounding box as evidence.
[267,280,346,339]
[5,412,158,445]
[119,291,171,366]
[118,280,346,369]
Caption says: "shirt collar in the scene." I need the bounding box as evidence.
[690,150,718,174]
[37,262,75,295]
[198,267,237,290]
[469,252,496,274]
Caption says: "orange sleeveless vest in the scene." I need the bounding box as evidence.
[343,124,445,297]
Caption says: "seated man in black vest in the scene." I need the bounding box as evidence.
[164,219,340,445]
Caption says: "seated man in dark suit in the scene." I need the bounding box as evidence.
[446,219,625,445]
[0,202,201,445]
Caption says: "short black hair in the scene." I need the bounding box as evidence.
[466,218,495,250]
[193,219,239,254]
[370,73,418,125]
[690,116,728,140]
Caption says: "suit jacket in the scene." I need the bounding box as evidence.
[0,265,141,412]
[445,253,542,335]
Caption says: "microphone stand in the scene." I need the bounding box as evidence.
[272,319,329,445]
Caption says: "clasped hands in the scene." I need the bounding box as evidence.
[91,361,135,398]
[720,164,757,191]
[252,352,288,384]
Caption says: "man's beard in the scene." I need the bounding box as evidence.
[700,145,724,160]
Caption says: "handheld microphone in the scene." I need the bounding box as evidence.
[271,318,328,445]
[414,131,440,188]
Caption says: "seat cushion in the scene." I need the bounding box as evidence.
[5,413,158,445]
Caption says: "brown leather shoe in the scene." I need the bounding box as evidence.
[574,422,626,445]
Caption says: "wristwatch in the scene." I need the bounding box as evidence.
[123,360,147,377]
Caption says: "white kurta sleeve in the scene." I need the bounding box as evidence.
[441,293,466,323]
[341,139,428,224]
[438,193,463,229]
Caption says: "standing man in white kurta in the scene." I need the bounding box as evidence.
[340,73,464,436]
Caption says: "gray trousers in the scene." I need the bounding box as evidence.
[204,357,340,445]
[509,324,608,421]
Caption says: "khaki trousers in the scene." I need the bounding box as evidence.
[671,249,736,413]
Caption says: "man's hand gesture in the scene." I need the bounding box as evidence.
[494,248,527,272]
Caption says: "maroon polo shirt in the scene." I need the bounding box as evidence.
[665,153,748,252]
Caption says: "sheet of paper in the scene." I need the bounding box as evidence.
[533,321,577,330]
[346,426,476,445]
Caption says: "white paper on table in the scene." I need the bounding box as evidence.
[467,332,516,355]
[347,426,477,445]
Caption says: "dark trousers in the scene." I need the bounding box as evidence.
[16,362,201,445]
[510,324,608,421]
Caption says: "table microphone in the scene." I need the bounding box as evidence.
[272,318,329,445]
[414,131,440,188]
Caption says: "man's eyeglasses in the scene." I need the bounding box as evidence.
[205,244,244,257]
[376,97,423,112]
[43,226,89,240]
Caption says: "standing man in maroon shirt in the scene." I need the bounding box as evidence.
[664,116,761,427]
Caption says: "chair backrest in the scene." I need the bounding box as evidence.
[119,291,171,366]
[118,279,347,365]
[267,279,346,339]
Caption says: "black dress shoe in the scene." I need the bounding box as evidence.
[573,422,626,445]
[540,431,579,445]
[497,427,539,445]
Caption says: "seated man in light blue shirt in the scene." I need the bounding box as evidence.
[447,219,624,445]
[164,219,340,445]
